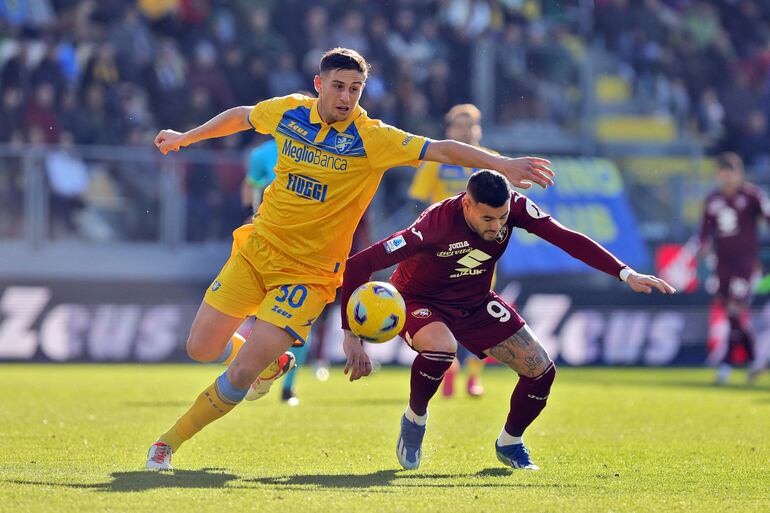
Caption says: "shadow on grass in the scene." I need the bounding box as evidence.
[8,467,582,493]
[8,468,242,492]
[245,468,581,491]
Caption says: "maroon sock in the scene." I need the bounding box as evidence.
[726,315,756,363]
[504,363,557,437]
[409,351,455,416]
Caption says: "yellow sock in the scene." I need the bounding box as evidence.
[466,356,485,378]
[158,374,243,452]
[221,333,246,366]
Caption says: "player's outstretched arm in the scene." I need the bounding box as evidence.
[154,106,253,154]
[423,140,554,189]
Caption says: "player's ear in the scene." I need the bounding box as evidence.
[313,75,321,93]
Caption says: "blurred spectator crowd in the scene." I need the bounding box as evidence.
[1,0,770,242]
[595,0,770,167]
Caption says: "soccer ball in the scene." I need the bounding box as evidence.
[346,281,406,343]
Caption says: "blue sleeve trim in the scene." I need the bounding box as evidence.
[283,325,306,345]
[246,111,257,131]
[333,262,340,273]
[418,140,431,160]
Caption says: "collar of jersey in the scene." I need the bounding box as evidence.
[309,101,363,133]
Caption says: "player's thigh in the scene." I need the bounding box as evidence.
[256,283,328,348]
[228,317,297,388]
[483,324,552,378]
[452,292,525,360]
[401,303,457,353]
[410,321,458,353]
[186,301,245,362]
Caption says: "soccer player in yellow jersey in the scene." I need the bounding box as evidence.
[409,104,491,398]
[146,48,554,470]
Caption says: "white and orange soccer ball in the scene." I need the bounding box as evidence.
[346,281,406,343]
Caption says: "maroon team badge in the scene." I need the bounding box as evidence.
[495,225,509,244]
[412,308,432,318]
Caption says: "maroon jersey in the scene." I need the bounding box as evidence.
[699,183,770,273]
[341,191,627,330]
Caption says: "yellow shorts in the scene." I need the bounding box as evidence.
[203,225,337,344]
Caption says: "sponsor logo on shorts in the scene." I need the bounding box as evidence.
[384,235,407,254]
[271,305,293,319]
[411,308,432,318]
[211,280,221,292]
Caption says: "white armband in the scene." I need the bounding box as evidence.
[619,267,633,282]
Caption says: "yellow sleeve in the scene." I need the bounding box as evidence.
[362,121,431,173]
[408,162,440,203]
[248,95,306,135]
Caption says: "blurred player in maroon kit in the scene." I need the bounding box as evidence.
[341,170,675,470]
[698,152,770,384]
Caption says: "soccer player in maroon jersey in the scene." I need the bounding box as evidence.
[698,152,770,384]
[340,170,675,470]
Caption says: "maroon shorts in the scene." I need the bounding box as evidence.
[716,266,754,304]
[399,292,525,358]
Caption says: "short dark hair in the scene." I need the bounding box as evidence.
[466,170,512,208]
[716,151,743,172]
[319,48,370,79]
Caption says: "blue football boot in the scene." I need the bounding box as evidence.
[495,442,540,470]
[396,414,426,470]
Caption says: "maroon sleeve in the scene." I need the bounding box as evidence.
[509,192,626,278]
[526,218,627,278]
[340,208,442,330]
[755,188,770,224]
[699,196,714,246]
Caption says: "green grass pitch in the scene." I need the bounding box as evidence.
[1,364,768,513]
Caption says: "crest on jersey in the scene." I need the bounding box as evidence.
[335,133,354,154]
[412,308,432,318]
[495,225,509,244]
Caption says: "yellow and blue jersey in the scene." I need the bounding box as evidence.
[408,148,496,205]
[244,94,430,282]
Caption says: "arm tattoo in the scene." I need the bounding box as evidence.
[486,325,551,377]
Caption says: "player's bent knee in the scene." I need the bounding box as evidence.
[186,337,222,363]
[538,362,556,386]
[226,359,260,390]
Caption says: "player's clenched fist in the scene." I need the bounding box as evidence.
[154,129,188,155]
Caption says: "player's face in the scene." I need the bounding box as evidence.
[716,166,743,194]
[446,114,481,145]
[463,196,510,241]
[314,69,366,124]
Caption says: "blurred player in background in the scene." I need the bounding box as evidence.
[698,152,770,384]
[147,47,554,470]
[408,104,490,398]
[341,170,675,470]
